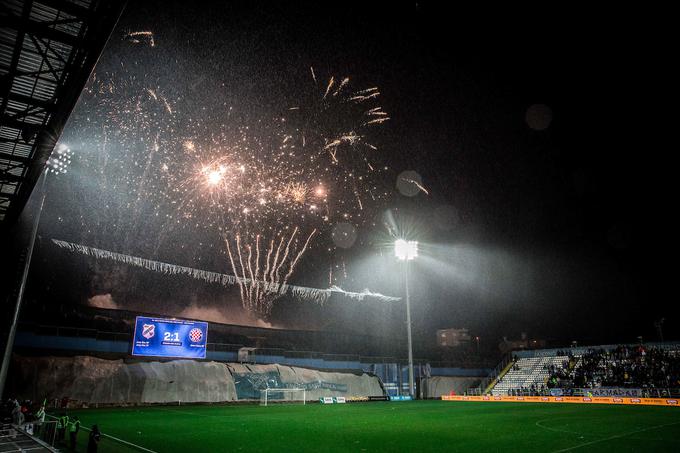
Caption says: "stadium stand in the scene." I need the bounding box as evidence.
[491,355,570,396]
[487,343,680,398]
[547,345,680,391]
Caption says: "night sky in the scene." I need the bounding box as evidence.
[6,2,676,349]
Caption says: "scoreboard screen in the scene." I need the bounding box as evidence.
[132,316,208,359]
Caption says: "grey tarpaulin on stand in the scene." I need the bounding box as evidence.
[12,356,383,404]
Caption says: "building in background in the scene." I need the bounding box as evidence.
[437,328,471,347]
[499,333,546,353]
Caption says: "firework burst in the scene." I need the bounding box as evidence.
[62,36,392,317]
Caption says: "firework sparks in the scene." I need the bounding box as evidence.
[403,178,429,195]
[125,30,155,47]
[283,182,309,204]
[363,117,390,126]
[323,76,335,99]
[224,228,317,316]
[206,167,225,186]
[183,140,195,152]
[161,96,173,114]
[333,77,350,96]
[65,59,393,317]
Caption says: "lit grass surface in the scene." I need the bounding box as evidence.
[59,401,680,452]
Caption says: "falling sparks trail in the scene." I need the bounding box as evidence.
[71,62,393,317]
[333,77,349,96]
[403,178,429,195]
[161,96,173,114]
[363,117,390,126]
[126,31,155,47]
[223,228,318,317]
[283,229,317,284]
[323,77,335,100]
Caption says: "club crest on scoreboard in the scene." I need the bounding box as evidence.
[189,328,204,343]
[142,324,155,339]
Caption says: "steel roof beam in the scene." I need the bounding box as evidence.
[0,171,23,182]
[35,0,93,20]
[3,92,54,111]
[0,151,30,164]
[1,0,128,229]
[0,16,81,47]
[0,0,32,118]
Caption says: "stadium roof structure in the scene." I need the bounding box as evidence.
[0,0,125,228]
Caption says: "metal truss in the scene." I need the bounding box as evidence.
[0,0,125,227]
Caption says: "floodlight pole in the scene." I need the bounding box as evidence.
[404,260,415,398]
[0,173,47,398]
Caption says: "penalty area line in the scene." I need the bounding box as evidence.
[550,420,680,452]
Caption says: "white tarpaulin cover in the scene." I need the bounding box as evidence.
[13,356,383,405]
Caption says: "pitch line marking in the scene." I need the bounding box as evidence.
[47,414,157,453]
[550,420,680,452]
[535,418,583,436]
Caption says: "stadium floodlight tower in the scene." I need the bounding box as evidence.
[0,145,73,397]
[394,239,418,398]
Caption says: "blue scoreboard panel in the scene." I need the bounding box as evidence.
[132,316,208,359]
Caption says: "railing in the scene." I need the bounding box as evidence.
[514,341,680,359]
[477,352,512,392]
[206,343,245,352]
[0,422,58,451]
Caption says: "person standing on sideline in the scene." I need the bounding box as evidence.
[58,413,69,443]
[69,416,81,450]
[87,425,101,453]
[35,405,46,437]
[12,402,24,426]
[56,413,63,441]
[36,405,46,423]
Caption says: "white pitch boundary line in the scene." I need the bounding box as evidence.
[550,420,680,452]
[535,418,583,436]
[47,414,157,453]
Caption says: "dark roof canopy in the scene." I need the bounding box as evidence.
[0,0,125,228]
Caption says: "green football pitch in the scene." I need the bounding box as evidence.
[60,401,680,452]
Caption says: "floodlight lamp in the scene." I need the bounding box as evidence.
[47,144,73,174]
[395,239,418,261]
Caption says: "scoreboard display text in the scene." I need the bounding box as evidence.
[132,316,208,359]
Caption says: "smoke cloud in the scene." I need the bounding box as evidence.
[177,304,274,329]
[87,293,118,310]
[85,293,274,329]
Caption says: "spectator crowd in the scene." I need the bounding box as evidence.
[547,345,680,390]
